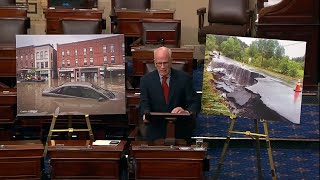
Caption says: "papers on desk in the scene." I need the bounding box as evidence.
[92,140,120,146]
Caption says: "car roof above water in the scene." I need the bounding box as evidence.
[60,82,93,87]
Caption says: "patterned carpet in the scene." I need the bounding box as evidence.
[203,144,319,180]
[194,105,319,139]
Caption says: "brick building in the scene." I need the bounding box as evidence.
[34,44,57,79]
[16,45,35,79]
[16,44,57,79]
[57,35,125,79]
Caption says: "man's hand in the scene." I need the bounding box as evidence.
[171,107,189,114]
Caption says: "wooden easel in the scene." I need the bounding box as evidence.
[214,117,277,180]
[43,108,94,157]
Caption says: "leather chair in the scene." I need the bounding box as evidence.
[144,62,186,74]
[112,0,150,10]
[131,19,181,48]
[0,17,28,46]
[47,0,97,9]
[0,0,15,6]
[110,0,151,33]
[197,0,254,44]
[61,18,102,34]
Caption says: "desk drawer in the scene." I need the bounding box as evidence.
[0,105,14,123]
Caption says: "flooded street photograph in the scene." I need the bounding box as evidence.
[16,35,126,116]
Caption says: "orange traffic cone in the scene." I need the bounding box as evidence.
[294,79,302,92]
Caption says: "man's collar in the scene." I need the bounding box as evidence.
[157,70,171,79]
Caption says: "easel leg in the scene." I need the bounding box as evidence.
[43,114,58,157]
[67,115,72,139]
[254,119,263,180]
[262,119,277,180]
[85,114,94,142]
[214,118,236,180]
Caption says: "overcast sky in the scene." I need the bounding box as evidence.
[16,34,120,49]
[237,36,307,59]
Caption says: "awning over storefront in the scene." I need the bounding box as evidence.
[80,68,98,73]
[107,65,125,70]
[59,68,74,72]
[39,71,48,75]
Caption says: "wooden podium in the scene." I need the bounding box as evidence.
[131,141,207,179]
[0,140,43,179]
[48,140,126,179]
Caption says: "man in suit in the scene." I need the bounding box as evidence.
[139,46,200,142]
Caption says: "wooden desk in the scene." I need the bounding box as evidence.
[114,9,175,37]
[0,140,43,179]
[0,90,17,140]
[131,141,207,179]
[0,91,17,124]
[48,140,126,179]
[0,6,28,18]
[256,0,319,91]
[43,8,104,34]
[131,46,194,76]
[126,92,141,126]
[0,6,28,78]
[0,46,16,77]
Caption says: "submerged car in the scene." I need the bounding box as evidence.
[42,82,116,101]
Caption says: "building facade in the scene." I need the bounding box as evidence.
[16,44,57,80]
[16,45,35,79]
[57,35,125,79]
[34,44,57,79]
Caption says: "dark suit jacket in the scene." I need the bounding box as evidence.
[140,68,200,116]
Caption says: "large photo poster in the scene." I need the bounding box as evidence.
[16,34,126,116]
[202,34,306,124]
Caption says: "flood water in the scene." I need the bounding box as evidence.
[17,73,126,116]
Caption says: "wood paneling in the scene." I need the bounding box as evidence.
[43,8,104,34]
[131,141,206,179]
[114,9,175,36]
[48,140,126,179]
[256,0,319,91]
[0,140,43,179]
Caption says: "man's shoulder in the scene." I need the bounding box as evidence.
[141,70,157,81]
[172,68,191,79]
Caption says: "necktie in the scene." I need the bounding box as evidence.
[162,76,169,103]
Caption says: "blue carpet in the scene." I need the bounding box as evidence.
[204,146,319,179]
[194,104,319,139]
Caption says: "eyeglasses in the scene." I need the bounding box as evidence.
[155,61,169,67]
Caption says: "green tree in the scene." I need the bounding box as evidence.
[279,57,290,74]
[205,35,218,51]
[274,45,285,59]
[248,42,259,58]
[221,37,243,60]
